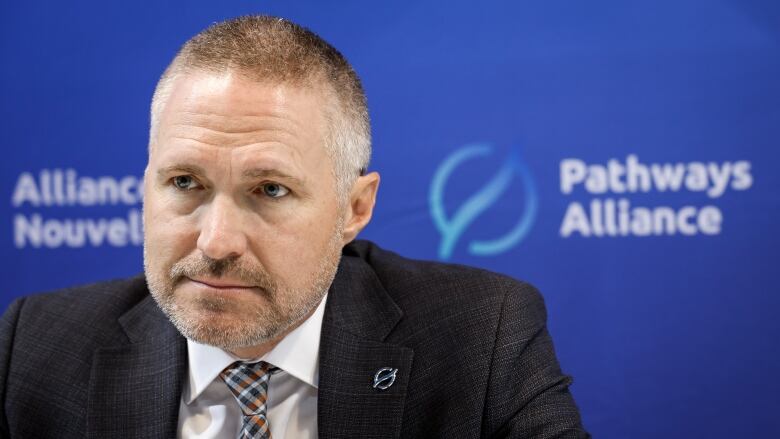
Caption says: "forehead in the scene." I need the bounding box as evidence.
[170,70,321,111]
[156,70,329,147]
[151,70,333,174]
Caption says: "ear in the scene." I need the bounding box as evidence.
[341,171,380,244]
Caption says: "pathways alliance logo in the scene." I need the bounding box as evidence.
[429,146,753,260]
[429,143,537,260]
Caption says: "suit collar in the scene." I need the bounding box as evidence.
[87,279,186,439]
[324,251,403,341]
[318,251,415,439]
[116,279,179,343]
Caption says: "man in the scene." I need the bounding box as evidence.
[0,15,588,438]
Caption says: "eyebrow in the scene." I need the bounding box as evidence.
[157,164,207,179]
[242,168,305,186]
[156,164,304,186]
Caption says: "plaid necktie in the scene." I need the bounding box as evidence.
[220,361,279,439]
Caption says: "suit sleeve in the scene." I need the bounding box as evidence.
[0,297,25,438]
[481,282,589,439]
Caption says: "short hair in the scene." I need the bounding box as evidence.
[150,15,371,196]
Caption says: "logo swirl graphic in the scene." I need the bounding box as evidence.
[372,367,398,390]
[429,143,538,260]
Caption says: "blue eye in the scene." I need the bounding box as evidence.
[261,183,290,198]
[172,175,200,190]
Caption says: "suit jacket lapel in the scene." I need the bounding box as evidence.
[318,255,414,439]
[86,291,186,439]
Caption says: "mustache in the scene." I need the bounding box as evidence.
[169,254,277,291]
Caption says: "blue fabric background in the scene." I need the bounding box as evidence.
[2,1,779,437]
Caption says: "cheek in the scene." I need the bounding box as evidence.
[249,204,341,280]
[143,192,198,264]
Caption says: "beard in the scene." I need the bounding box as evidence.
[144,220,343,352]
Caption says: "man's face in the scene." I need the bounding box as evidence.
[143,71,345,353]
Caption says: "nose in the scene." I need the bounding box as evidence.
[196,194,248,260]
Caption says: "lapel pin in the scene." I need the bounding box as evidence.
[373,367,398,390]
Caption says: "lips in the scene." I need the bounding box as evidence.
[187,277,256,290]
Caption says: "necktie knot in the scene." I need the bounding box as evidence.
[220,361,279,438]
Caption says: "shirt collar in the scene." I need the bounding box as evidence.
[183,293,328,404]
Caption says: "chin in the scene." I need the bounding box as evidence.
[173,311,280,350]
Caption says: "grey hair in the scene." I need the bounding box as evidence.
[149,15,371,197]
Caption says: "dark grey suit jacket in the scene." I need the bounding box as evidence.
[0,240,588,438]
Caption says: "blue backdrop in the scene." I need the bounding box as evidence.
[2,1,779,437]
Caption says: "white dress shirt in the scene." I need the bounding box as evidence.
[178,294,327,439]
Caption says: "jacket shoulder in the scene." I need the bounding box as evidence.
[0,276,152,436]
[3,275,149,349]
[345,240,544,314]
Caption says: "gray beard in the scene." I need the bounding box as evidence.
[143,225,343,351]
